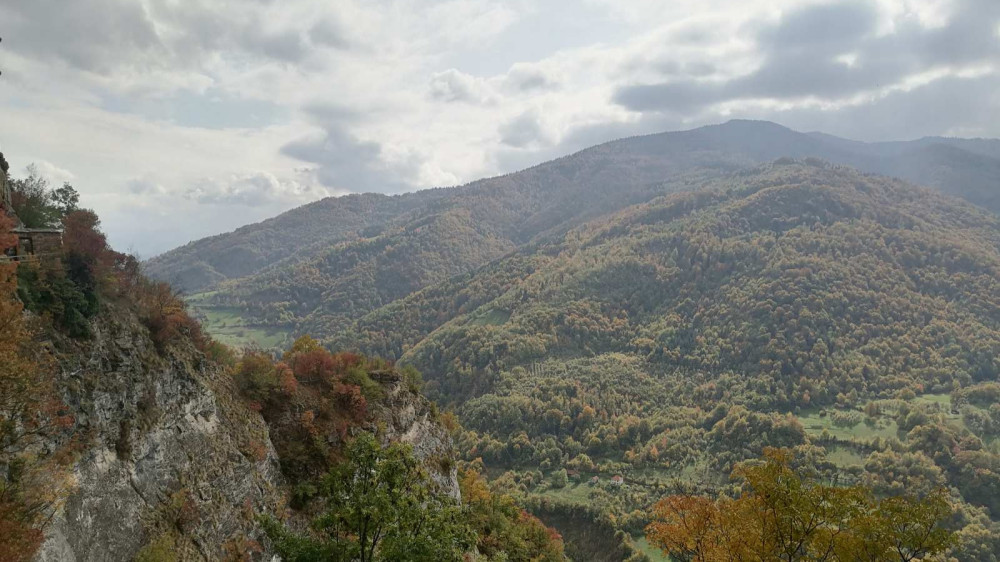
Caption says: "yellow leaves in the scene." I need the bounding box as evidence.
[458,469,492,506]
[647,448,955,562]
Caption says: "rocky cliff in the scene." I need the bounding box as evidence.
[32,302,462,561]
[366,371,460,501]
[35,303,285,561]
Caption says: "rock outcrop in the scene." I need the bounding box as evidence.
[36,304,285,561]
[33,305,464,560]
[367,370,460,501]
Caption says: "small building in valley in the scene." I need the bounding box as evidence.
[610,475,624,486]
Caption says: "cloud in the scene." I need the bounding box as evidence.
[3,0,1000,258]
[613,0,1000,113]
[27,160,76,186]
[309,16,354,49]
[503,63,559,92]
[499,109,552,148]
[126,177,167,195]
[281,106,420,193]
[0,0,163,74]
[185,171,328,206]
[429,69,497,104]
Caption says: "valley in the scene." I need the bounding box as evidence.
[155,145,1000,560]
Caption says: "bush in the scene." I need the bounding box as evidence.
[16,263,96,337]
[551,468,568,488]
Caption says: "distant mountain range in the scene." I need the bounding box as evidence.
[145,120,1000,349]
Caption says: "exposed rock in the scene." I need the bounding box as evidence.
[367,371,460,501]
[32,304,464,561]
[36,304,285,561]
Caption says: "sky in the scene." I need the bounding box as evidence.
[1,0,998,257]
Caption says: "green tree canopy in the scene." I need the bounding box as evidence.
[265,433,474,562]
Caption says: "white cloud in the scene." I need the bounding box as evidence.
[429,69,498,104]
[0,0,996,257]
[27,161,76,186]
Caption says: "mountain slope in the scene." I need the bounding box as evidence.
[151,120,1000,348]
[341,162,1000,406]
[144,190,439,293]
[324,163,1000,557]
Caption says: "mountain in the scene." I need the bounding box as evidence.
[332,162,1000,558]
[352,161,1000,403]
[143,190,438,292]
[146,120,1000,351]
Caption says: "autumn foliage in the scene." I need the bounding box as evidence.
[232,337,384,481]
[0,214,73,560]
[458,469,566,561]
[646,448,955,562]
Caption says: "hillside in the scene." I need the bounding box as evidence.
[376,162,1000,402]
[0,173,566,561]
[152,120,1000,349]
[329,162,1000,558]
[143,191,437,292]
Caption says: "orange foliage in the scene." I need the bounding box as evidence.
[646,495,725,561]
[333,382,367,420]
[276,362,298,395]
[0,213,73,561]
[63,210,110,267]
[0,501,44,562]
[290,349,336,385]
[138,281,205,351]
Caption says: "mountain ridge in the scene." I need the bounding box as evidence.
[147,120,1000,352]
[148,120,1000,297]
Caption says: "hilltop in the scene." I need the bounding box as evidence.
[146,120,1000,350]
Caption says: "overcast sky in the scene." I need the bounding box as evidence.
[1,0,998,256]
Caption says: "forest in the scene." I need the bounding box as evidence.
[329,162,1000,559]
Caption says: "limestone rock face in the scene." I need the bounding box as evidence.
[36,305,285,561]
[32,305,462,561]
[369,372,461,501]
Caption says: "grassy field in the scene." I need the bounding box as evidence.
[185,295,290,349]
[825,445,867,468]
[468,309,511,326]
[632,536,671,562]
[796,409,899,441]
[535,481,597,504]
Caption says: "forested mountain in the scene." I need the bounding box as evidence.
[144,190,439,292]
[149,120,1000,350]
[331,161,1000,558]
[142,123,1000,558]
[352,161,1000,403]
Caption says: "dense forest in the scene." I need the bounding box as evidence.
[319,161,1000,559]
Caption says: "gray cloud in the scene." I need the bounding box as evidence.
[750,73,1000,141]
[184,171,326,206]
[614,0,1000,114]
[428,69,496,103]
[499,110,550,148]
[309,17,353,50]
[0,0,336,75]
[504,65,558,91]
[281,107,418,193]
[126,177,166,195]
[0,0,163,73]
